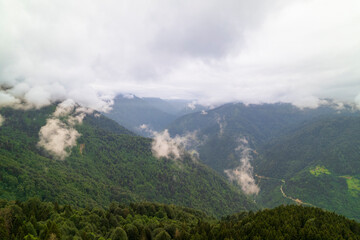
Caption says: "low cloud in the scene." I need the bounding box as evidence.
[0,91,23,109]
[187,101,196,110]
[140,125,198,159]
[38,118,80,160]
[152,130,199,159]
[123,93,135,99]
[152,130,182,159]
[216,115,226,137]
[224,137,260,195]
[0,81,113,111]
[37,99,93,160]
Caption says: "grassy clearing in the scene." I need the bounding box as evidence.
[340,176,360,196]
[310,166,331,176]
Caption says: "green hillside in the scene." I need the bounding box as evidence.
[0,106,255,217]
[167,102,360,220]
[1,199,359,239]
[167,102,359,173]
[254,116,360,220]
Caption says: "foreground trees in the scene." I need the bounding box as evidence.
[0,198,360,240]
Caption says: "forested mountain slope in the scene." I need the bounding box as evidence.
[104,95,207,136]
[0,105,256,217]
[167,102,360,220]
[254,116,360,220]
[103,95,177,135]
[167,102,358,173]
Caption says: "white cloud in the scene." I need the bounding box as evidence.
[38,118,81,160]
[216,115,226,137]
[0,0,359,108]
[37,99,93,160]
[0,91,21,108]
[140,125,199,159]
[187,101,196,110]
[224,137,260,195]
[153,129,198,159]
[151,129,182,159]
[123,93,135,99]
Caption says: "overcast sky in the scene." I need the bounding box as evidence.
[0,0,360,110]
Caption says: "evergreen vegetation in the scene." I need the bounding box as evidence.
[168,102,359,173]
[0,106,255,218]
[255,116,360,220]
[167,102,360,221]
[1,199,359,240]
[2,103,360,238]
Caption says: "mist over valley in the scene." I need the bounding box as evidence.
[1,0,360,239]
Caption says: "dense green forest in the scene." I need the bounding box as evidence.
[254,116,360,220]
[167,102,359,173]
[2,102,360,238]
[166,102,360,220]
[1,199,360,239]
[0,106,255,217]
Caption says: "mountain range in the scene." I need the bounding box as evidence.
[165,100,360,220]
[1,98,360,239]
[0,105,255,217]
[103,95,207,136]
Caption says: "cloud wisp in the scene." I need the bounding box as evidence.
[140,124,198,160]
[0,114,4,126]
[224,137,260,195]
[37,99,92,160]
[216,115,226,137]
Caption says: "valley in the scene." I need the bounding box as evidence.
[0,99,360,239]
[2,1,359,238]
[256,174,314,207]
[162,101,360,221]
[0,105,256,218]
